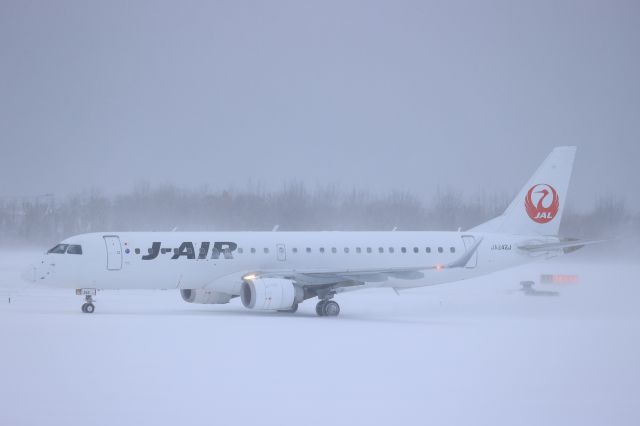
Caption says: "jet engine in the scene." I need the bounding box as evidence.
[241,278,303,311]
[180,289,233,304]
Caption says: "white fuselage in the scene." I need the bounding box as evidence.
[24,147,578,315]
[33,231,554,295]
[25,147,584,316]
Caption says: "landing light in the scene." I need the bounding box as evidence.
[243,273,257,281]
[436,264,444,272]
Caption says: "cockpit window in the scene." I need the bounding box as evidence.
[67,245,83,255]
[47,244,82,254]
[48,244,69,254]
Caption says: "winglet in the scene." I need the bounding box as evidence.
[447,238,483,268]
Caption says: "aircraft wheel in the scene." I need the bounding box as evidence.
[84,303,95,314]
[322,300,340,317]
[315,301,327,316]
[81,303,87,313]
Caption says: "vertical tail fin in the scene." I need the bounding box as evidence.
[471,146,577,236]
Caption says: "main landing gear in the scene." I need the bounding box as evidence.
[76,289,97,314]
[316,299,340,317]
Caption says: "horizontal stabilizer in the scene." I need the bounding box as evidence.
[518,239,609,253]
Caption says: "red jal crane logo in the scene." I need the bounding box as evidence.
[525,184,559,223]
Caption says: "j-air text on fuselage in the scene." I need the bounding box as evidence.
[140,242,238,260]
[24,146,603,317]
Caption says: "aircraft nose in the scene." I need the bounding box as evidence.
[21,264,37,283]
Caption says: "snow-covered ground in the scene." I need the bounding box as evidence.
[0,250,638,426]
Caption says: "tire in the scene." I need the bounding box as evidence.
[315,301,326,316]
[85,303,95,314]
[81,303,87,313]
[322,300,340,317]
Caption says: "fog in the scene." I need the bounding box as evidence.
[1,2,639,426]
[1,184,639,253]
[1,0,639,213]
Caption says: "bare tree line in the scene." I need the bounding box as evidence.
[0,183,636,246]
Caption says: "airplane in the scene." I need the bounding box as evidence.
[22,146,596,316]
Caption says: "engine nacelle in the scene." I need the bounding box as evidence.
[241,278,302,311]
[180,289,233,304]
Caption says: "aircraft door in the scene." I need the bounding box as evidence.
[461,235,478,268]
[104,235,123,270]
[276,244,286,261]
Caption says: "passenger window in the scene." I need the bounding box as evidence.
[264,248,269,254]
[438,247,443,253]
[389,247,395,254]
[331,247,337,254]
[356,247,361,254]
[48,244,68,254]
[426,247,431,253]
[413,247,419,253]
[401,247,407,253]
[320,247,325,253]
[251,248,256,254]
[450,247,456,253]
[378,247,384,253]
[344,247,349,253]
[292,248,298,253]
[238,248,244,254]
[366,247,372,253]
[306,248,311,253]
[67,245,82,255]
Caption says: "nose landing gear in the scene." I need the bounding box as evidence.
[76,289,97,314]
[81,298,95,313]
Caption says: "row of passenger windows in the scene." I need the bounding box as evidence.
[47,244,454,256]
[48,244,83,255]
[237,246,456,254]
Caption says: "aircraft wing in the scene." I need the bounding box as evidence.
[250,238,483,288]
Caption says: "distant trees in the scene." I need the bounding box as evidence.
[561,195,630,238]
[0,184,636,246]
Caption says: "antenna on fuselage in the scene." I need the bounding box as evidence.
[391,226,397,232]
[272,225,280,232]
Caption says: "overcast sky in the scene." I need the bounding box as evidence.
[1,0,638,211]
